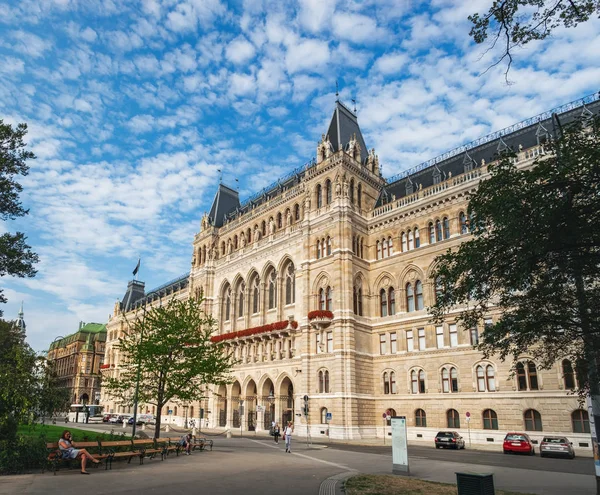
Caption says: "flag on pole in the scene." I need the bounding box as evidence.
[133,258,141,276]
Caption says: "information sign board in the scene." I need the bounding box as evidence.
[390,416,409,474]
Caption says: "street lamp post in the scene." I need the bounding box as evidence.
[131,303,147,439]
[184,404,189,429]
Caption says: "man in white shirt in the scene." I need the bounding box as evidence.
[284,422,294,453]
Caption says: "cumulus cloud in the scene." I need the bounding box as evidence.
[286,38,330,73]
[225,36,256,65]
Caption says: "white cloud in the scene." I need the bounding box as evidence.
[286,39,330,73]
[9,30,51,58]
[332,12,385,43]
[229,72,256,97]
[126,115,155,133]
[297,0,336,33]
[225,36,256,65]
[372,52,408,75]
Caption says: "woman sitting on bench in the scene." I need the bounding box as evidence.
[58,430,100,474]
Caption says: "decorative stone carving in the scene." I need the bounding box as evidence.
[320,277,329,288]
[240,233,246,248]
[269,219,276,235]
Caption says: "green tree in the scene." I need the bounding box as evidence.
[431,115,600,389]
[0,319,38,442]
[469,1,600,77]
[103,297,234,439]
[34,358,71,423]
[0,120,39,315]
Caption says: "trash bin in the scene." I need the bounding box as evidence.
[456,472,495,495]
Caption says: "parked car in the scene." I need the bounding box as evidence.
[108,414,121,423]
[503,433,535,455]
[127,414,155,425]
[540,436,575,459]
[434,431,465,449]
[88,414,104,424]
[102,413,113,422]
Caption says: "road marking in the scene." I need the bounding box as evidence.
[248,439,357,471]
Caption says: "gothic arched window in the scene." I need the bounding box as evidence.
[252,277,260,314]
[325,179,332,205]
[238,282,245,317]
[268,270,277,310]
[316,184,323,208]
[285,263,295,305]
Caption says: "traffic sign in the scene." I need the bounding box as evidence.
[303,395,309,402]
[382,412,387,418]
[326,412,332,421]
[386,415,391,421]
[466,411,471,417]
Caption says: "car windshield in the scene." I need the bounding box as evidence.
[543,438,567,443]
[437,432,454,438]
[506,434,527,441]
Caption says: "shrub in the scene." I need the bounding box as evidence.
[0,436,48,474]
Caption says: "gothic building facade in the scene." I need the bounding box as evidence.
[102,94,598,451]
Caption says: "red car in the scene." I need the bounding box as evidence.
[503,432,535,455]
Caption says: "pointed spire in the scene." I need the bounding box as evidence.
[15,302,26,335]
[335,80,339,101]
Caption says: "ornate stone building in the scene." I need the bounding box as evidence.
[47,322,107,405]
[102,94,598,451]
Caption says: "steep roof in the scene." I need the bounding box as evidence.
[326,100,368,163]
[208,183,240,227]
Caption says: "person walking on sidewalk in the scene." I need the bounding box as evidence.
[273,423,281,444]
[284,421,294,453]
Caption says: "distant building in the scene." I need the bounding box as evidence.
[102,93,598,451]
[15,302,26,336]
[47,322,107,405]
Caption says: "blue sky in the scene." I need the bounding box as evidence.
[1,0,599,352]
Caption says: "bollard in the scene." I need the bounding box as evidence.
[227,429,232,439]
[192,427,197,436]
[141,423,146,431]
[166,425,170,433]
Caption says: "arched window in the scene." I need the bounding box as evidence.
[429,222,435,244]
[406,283,415,312]
[459,212,468,234]
[415,280,424,310]
[388,236,393,255]
[486,365,496,391]
[435,277,444,303]
[415,409,426,427]
[382,238,388,258]
[224,287,231,321]
[443,217,450,239]
[316,240,321,259]
[268,270,277,309]
[174,406,178,416]
[390,371,396,394]
[321,238,326,258]
[447,409,460,428]
[326,286,333,311]
[357,184,362,208]
[524,409,543,431]
[414,228,420,248]
[294,204,300,221]
[410,370,418,394]
[234,235,238,250]
[401,232,407,252]
[476,365,485,391]
[321,407,328,424]
[285,263,295,305]
[319,288,326,310]
[317,184,323,208]
[277,212,282,229]
[517,361,539,391]
[572,409,590,433]
[353,283,363,316]
[388,288,395,315]
[349,179,355,203]
[318,370,324,393]
[386,408,397,426]
[442,366,458,393]
[326,236,332,255]
[562,359,576,389]
[325,179,332,204]
[324,370,330,392]
[482,409,498,430]
[252,277,260,314]
[238,282,245,317]
[408,230,414,250]
[360,238,364,258]
[383,372,390,394]
[418,369,426,393]
[261,220,267,237]
[435,220,442,241]
[380,288,388,317]
[376,240,382,259]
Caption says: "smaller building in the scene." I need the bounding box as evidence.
[47,322,107,405]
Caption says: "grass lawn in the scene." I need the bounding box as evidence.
[18,424,129,442]
[344,475,534,495]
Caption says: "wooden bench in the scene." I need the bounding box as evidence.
[98,440,142,469]
[191,436,214,452]
[46,441,107,475]
[164,437,184,456]
[131,439,164,463]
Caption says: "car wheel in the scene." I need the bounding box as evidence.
[540,453,545,458]
[435,445,440,449]
[530,448,535,456]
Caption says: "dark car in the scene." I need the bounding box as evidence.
[434,431,465,449]
[540,436,575,459]
[503,433,535,455]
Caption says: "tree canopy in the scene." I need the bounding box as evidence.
[103,297,234,438]
[469,1,600,77]
[0,120,38,314]
[431,115,600,393]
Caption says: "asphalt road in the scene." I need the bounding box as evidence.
[316,442,595,476]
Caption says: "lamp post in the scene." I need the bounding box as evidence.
[183,404,189,429]
[131,302,147,439]
[267,390,275,430]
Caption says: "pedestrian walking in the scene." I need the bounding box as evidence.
[284,421,293,453]
[273,423,281,444]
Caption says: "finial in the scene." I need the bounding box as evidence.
[335,80,339,101]
[352,98,356,113]
[217,168,222,183]
[235,178,239,191]
[19,301,24,316]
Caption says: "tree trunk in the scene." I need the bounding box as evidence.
[154,406,162,439]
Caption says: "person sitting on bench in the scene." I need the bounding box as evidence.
[58,430,100,474]
[179,433,192,456]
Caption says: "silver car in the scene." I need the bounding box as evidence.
[540,436,575,459]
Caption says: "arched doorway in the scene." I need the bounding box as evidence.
[80,393,89,405]
[261,378,275,430]
[231,381,241,428]
[216,384,227,427]
[245,380,257,431]
[279,376,294,426]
